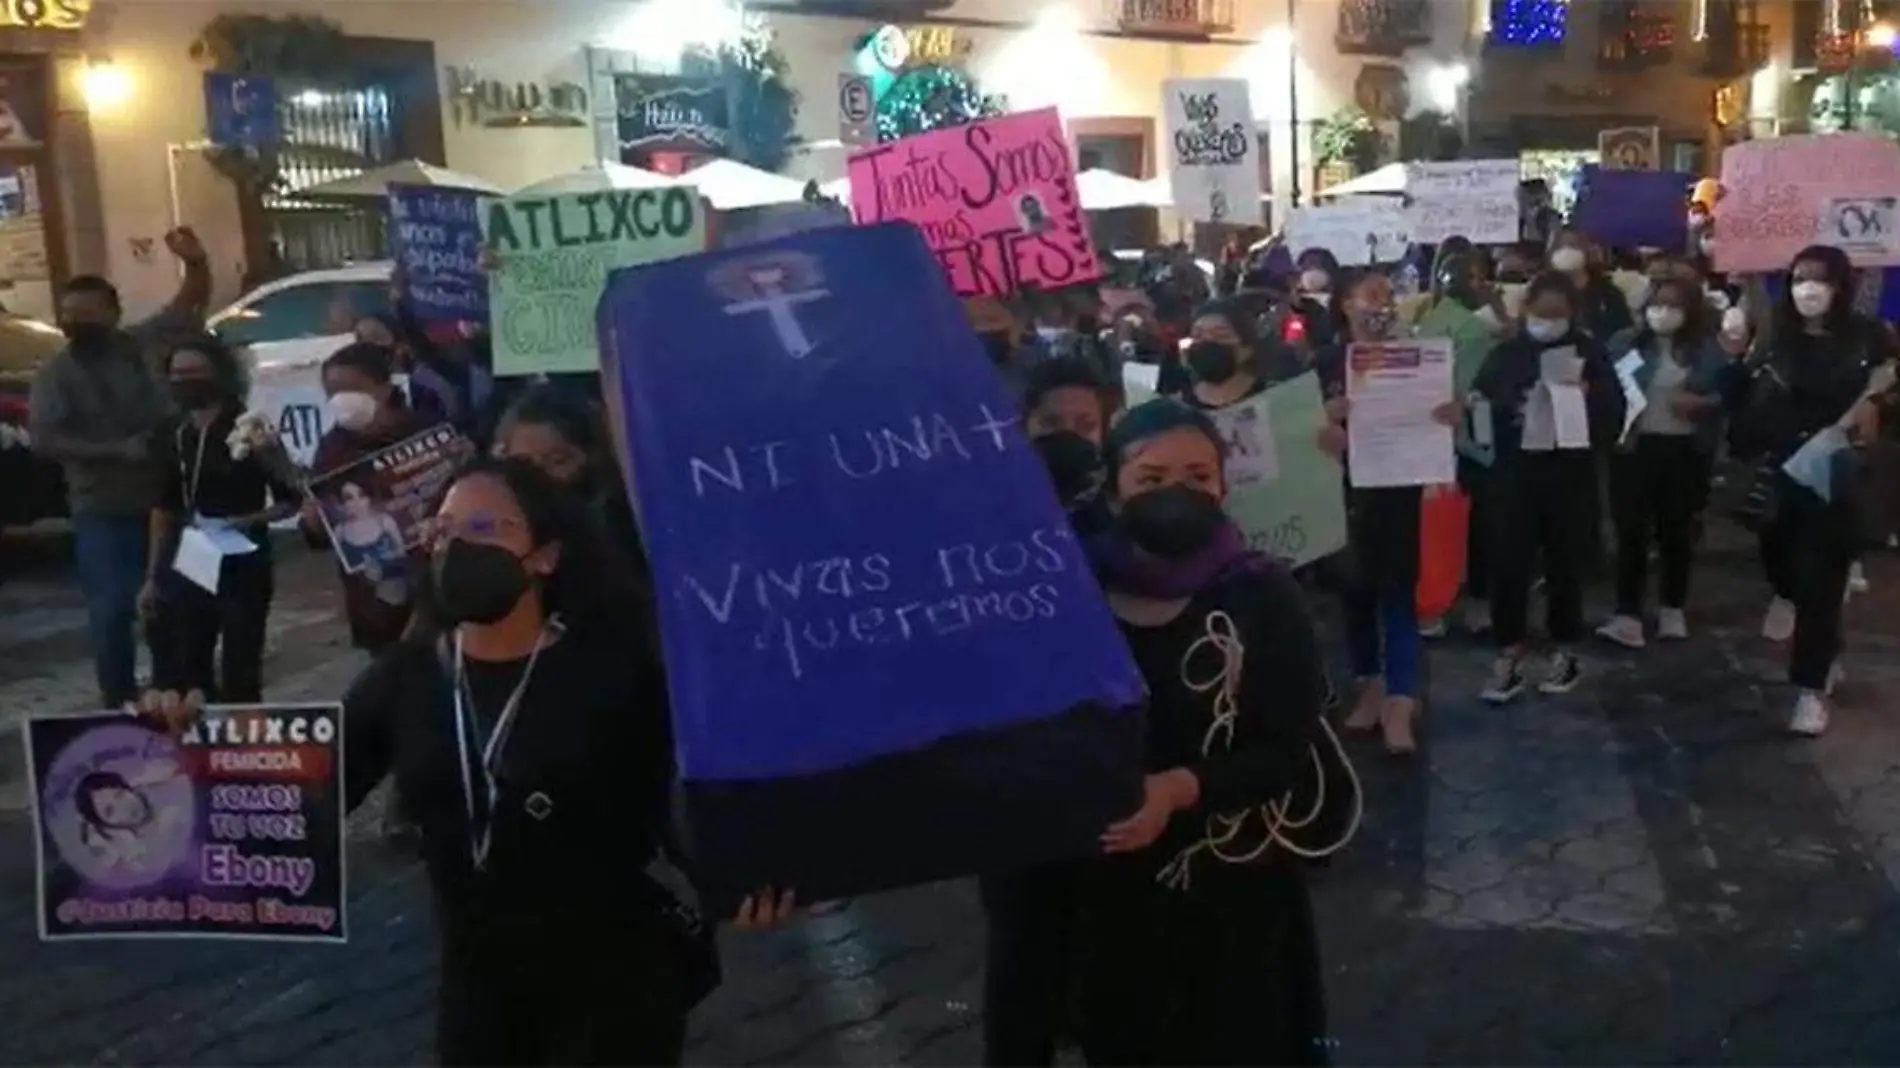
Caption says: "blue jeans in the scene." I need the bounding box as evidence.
[1345,586,1421,699]
[73,514,146,707]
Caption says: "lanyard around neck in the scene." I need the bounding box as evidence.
[450,616,564,871]
[176,422,212,514]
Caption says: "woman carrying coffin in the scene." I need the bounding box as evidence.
[1076,399,1332,1065]
[147,456,793,1065]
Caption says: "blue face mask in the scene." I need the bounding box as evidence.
[1525,317,1569,343]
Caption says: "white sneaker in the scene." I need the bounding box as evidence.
[1848,561,1869,598]
[1762,597,1796,642]
[1655,608,1689,641]
[1595,615,1646,649]
[1418,617,1448,639]
[1538,651,1583,694]
[1788,691,1830,737]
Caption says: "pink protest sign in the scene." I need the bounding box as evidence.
[846,108,1102,298]
[1714,133,1900,274]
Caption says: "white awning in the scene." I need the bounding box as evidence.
[295,160,503,199]
[514,160,676,196]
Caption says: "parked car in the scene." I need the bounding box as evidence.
[0,312,71,527]
[208,260,395,373]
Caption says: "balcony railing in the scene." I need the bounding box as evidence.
[1702,21,1772,77]
[1597,7,1676,70]
[1107,0,1235,38]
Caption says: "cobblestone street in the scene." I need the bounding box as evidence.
[5,525,1900,1065]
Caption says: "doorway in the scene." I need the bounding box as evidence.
[0,56,64,321]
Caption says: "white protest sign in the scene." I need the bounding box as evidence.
[1161,78,1262,225]
[1406,160,1520,245]
[1285,201,1412,266]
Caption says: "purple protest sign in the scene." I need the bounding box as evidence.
[26,705,346,942]
[389,183,488,325]
[1575,166,1694,251]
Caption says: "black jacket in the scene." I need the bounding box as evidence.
[1472,328,1626,467]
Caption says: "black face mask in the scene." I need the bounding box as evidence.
[430,539,531,626]
[980,332,1013,365]
[61,322,112,349]
[1185,340,1239,383]
[1116,484,1226,559]
[1033,431,1102,506]
[170,378,222,411]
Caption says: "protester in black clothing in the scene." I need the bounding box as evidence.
[1181,299,1273,409]
[1023,356,1113,537]
[1289,248,1348,351]
[1076,399,1331,1065]
[981,358,1115,1068]
[1547,226,1634,341]
[1472,272,1625,705]
[140,337,300,702]
[147,457,794,1066]
[1729,244,1900,737]
[492,384,648,587]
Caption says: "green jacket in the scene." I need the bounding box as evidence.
[1414,296,1499,465]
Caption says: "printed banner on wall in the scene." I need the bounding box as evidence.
[599,222,1144,905]
[1597,126,1660,171]
[25,705,346,942]
[388,184,487,325]
[1161,77,1263,226]
[1284,201,1412,266]
[846,107,1102,299]
[482,186,706,375]
[1405,159,1520,245]
[1215,372,1348,568]
[1716,133,1900,273]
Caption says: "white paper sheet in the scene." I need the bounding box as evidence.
[1614,351,1647,441]
[1469,397,1495,449]
[171,519,258,595]
[1345,339,1457,488]
[1782,425,1849,502]
[1549,383,1591,448]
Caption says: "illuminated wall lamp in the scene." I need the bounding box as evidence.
[80,58,132,112]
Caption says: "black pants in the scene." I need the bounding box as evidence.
[155,551,273,702]
[437,921,689,1066]
[1490,453,1597,649]
[981,863,1083,1066]
[1457,456,1491,601]
[1759,485,1854,691]
[1610,435,1711,615]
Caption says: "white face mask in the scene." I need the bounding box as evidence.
[1791,281,1834,318]
[1035,325,1070,342]
[1549,247,1587,273]
[1525,316,1569,343]
[1299,269,1330,293]
[1645,305,1685,335]
[327,390,378,431]
[1698,235,1714,256]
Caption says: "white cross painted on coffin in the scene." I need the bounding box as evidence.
[722,266,829,358]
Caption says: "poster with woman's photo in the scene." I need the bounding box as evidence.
[307,424,473,578]
[24,705,346,942]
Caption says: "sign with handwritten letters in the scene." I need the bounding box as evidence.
[846,108,1103,299]
[25,705,345,942]
[1715,133,1900,273]
[388,184,486,325]
[1161,78,1263,225]
[1285,201,1412,266]
[598,223,1145,902]
[482,186,706,375]
[1405,160,1520,245]
[1217,373,1347,569]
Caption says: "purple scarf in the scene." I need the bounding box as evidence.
[1087,521,1261,600]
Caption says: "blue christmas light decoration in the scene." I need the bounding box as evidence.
[1490,0,1570,46]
